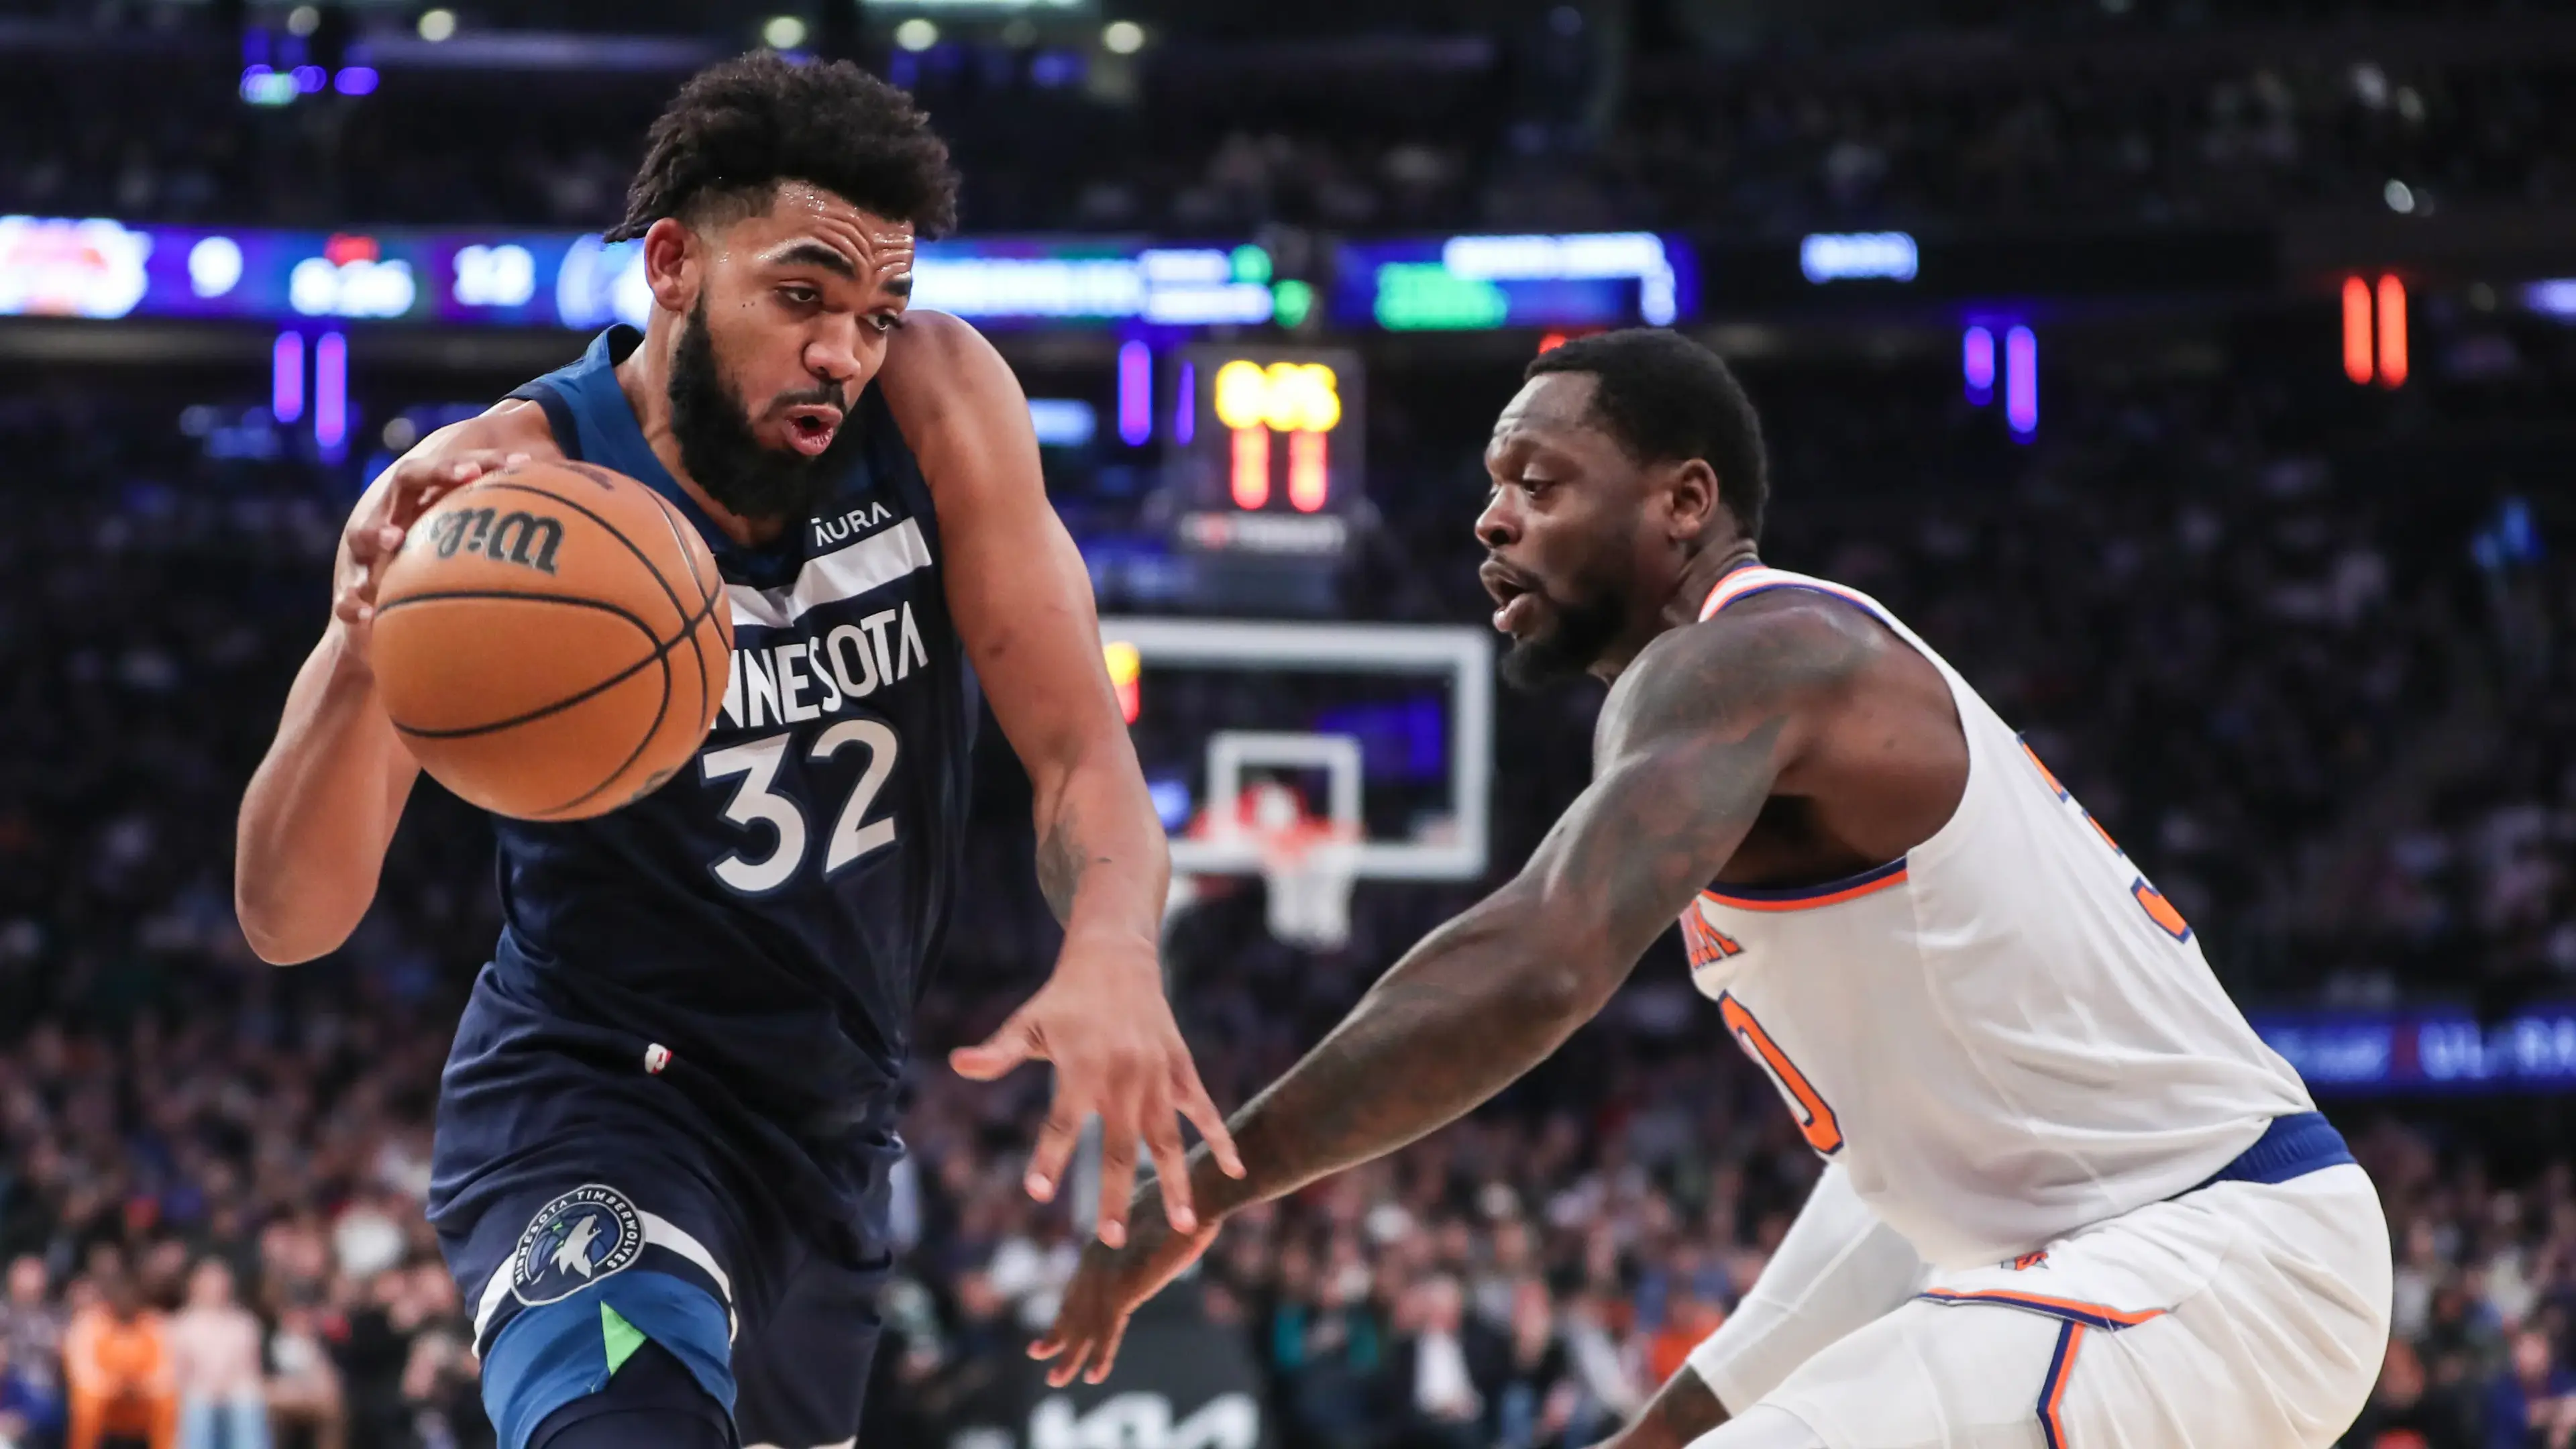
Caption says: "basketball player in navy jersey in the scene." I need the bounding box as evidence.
[236,56,1240,1449]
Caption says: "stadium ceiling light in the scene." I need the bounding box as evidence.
[417,7,456,42]
[894,17,938,51]
[1102,20,1145,54]
[762,15,807,50]
[2383,178,2416,214]
[287,5,321,36]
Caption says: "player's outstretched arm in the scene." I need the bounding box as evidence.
[234,410,547,964]
[881,313,1243,1247]
[1035,597,1878,1384]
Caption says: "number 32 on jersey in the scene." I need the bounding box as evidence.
[700,722,900,895]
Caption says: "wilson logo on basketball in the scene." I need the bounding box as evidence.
[421,506,565,575]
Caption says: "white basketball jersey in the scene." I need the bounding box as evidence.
[1680,566,2314,1270]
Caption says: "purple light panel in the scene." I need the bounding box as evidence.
[1117,340,1151,445]
[272,331,303,423]
[1173,360,1195,445]
[315,331,347,453]
[2004,325,2037,440]
[1962,325,1994,405]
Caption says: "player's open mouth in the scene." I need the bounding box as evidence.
[1481,561,1542,635]
[782,407,841,456]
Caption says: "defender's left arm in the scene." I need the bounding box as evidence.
[881,312,1241,1247]
[1034,596,1880,1384]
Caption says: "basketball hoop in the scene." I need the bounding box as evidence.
[1255,814,1358,951]
[1187,780,1358,950]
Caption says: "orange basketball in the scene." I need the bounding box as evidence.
[372,460,733,821]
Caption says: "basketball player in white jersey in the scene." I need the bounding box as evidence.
[1035,328,2393,1448]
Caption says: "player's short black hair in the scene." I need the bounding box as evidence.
[607,53,960,243]
[1526,328,1770,543]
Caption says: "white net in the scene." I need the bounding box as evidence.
[1258,827,1358,951]
[1179,780,1359,951]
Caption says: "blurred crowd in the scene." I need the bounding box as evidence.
[0,287,2567,1449]
[1,12,2573,235]
[0,1001,2568,1449]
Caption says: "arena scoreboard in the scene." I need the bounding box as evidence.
[1163,345,1364,609]
[1171,345,1362,533]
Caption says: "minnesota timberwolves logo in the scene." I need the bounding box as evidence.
[511,1185,644,1308]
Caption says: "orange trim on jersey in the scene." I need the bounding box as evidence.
[1917,1289,2167,1330]
[1699,568,1892,625]
[2017,736,2070,801]
[2039,1320,2084,1449]
[2083,812,2124,855]
[2131,879,2192,941]
[1701,857,1909,912]
[1716,992,1844,1155]
[1699,565,1782,620]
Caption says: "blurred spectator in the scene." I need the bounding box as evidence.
[392,1326,484,1449]
[260,1307,341,1449]
[0,1334,63,1449]
[1379,1274,1497,1449]
[2485,1328,2576,1449]
[63,1275,173,1449]
[2349,1337,2481,1448]
[0,1260,64,1445]
[166,1260,265,1449]
[1486,1278,1578,1449]
[1275,1239,1384,1449]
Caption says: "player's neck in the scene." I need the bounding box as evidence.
[615,319,790,549]
[1664,541,1762,631]
[1587,543,1760,684]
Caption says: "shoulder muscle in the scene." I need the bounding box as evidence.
[1599,589,1882,771]
[877,310,1027,453]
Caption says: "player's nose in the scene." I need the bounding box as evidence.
[804,322,863,388]
[1474,491,1520,550]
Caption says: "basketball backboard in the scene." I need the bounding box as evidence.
[1099,616,1493,894]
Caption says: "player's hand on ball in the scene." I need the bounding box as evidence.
[949,941,1244,1248]
[334,449,529,653]
[1029,1182,1218,1387]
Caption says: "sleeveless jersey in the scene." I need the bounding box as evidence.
[1678,564,2312,1270]
[455,326,976,1217]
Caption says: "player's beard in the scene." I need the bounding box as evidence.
[1498,584,1627,691]
[667,297,851,523]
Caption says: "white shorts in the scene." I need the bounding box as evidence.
[1699,1164,2392,1449]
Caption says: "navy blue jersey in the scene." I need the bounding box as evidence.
[431,326,976,1260]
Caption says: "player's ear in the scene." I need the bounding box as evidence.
[1666,457,1720,545]
[641,217,700,315]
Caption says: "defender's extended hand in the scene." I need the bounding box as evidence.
[1029,1186,1218,1387]
[949,945,1243,1247]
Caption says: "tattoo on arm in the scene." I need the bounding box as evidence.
[1197,601,1874,1217]
[1035,803,1089,925]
